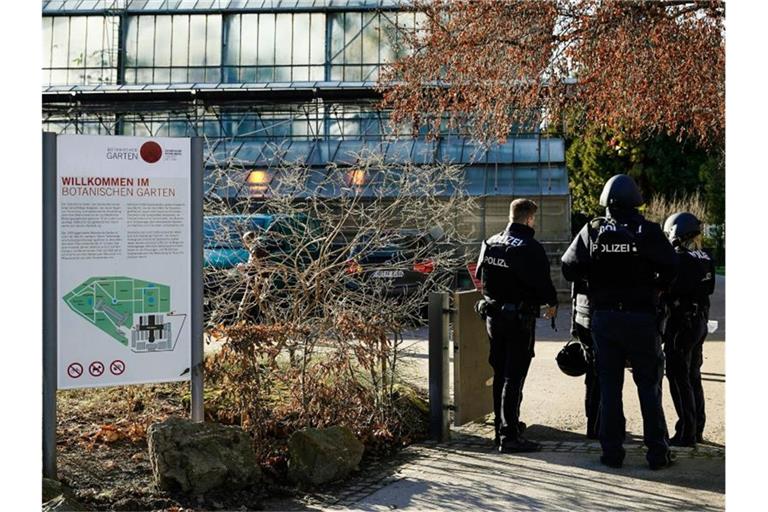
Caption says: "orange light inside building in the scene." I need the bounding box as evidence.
[246,169,270,196]
[247,169,270,185]
[348,169,366,186]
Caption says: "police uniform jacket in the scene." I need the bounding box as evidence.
[669,246,716,310]
[476,223,558,309]
[561,208,678,311]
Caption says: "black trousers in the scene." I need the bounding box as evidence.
[664,309,708,442]
[574,323,601,438]
[486,312,535,442]
[592,310,669,464]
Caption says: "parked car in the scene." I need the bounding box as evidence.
[344,229,451,299]
[203,213,321,325]
[204,214,275,270]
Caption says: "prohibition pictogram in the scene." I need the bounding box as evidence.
[109,360,125,376]
[89,361,105,377]
[67,362,83,379]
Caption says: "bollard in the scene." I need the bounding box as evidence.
[428,292,451,442]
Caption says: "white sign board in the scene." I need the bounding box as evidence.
[56,135,192,388]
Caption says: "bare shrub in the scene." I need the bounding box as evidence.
[202,148,474,459]
[644,191,708,226]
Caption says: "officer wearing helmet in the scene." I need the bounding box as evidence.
[475,198,558,453]
[561,174,678,470]
[662,212,716,447]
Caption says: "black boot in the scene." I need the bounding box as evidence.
[499,436,541,453]
[599,455,623,469]
[669,434,696,448]
[649,451,677,470]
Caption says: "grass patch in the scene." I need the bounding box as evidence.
[716,266,725,276]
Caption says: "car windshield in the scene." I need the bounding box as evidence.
[351,232,426,260]
[204,216,272,249]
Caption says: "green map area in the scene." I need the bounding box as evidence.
[63,277,171,346]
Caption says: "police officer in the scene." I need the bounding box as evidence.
[569,214,601,439]
[662,212,716,447]
[475,198,558,453]
[561,175,678,469]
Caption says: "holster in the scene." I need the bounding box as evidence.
[474,298,492,320]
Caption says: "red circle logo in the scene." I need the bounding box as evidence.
[140,141,163,163]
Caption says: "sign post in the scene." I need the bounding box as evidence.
[43,132,58,479]
[42,133,203,476]
[190,137,204,423]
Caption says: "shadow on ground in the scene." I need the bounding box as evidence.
[347,430,724,511]
[449,428,725,494]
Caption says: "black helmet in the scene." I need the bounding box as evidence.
[663,212,702,244]
[556,339,589,377]
[599,174,644,208]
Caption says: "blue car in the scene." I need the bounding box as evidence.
[204,214,275,269]
[203,213,322,325]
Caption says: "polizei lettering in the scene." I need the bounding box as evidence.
[488,234,524,247]
[598,243,634,253]
[483,256,510,268]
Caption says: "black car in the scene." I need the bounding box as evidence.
[344,229,451,299]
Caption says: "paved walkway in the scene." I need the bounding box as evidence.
[334,437,724,511]
[266,280,726,511]
[268,339,724,512]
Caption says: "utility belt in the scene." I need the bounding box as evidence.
[475,297,537,320]
[590,286,658,314]
[592,301,657,315]
[669,299,707,317]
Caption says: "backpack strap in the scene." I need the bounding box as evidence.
[590,216,610,230]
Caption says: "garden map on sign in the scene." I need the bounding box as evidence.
[63,277,172,348]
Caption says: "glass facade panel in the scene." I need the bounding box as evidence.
[42,17,53,84]
[292,13,310,65]
[136,17,155,66]
[85,16,109,68]
[513,167,541,194]
[43,114,116,134]
[50,17,70,76]
[309,13,324,65]
[43,15,117,85]
[222,12,324,82]
[275,13,292,66]
[68,17,87,77]
[43,8,421,86]
[171,15,189,65]
[361,12,378,65]
[223,13,240,65]
[258,13,276,66]
[154,16,172,66]
[125,14,221,83]
[188,15,208,63]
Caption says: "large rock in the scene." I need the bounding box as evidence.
[42,478,87,511]
[147,417,261,494]
[43,478,65,502]
[42,494,88,512]
[287,426,364,486]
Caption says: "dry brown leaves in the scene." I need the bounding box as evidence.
[80,420,149,449]
[380,0,724,147]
